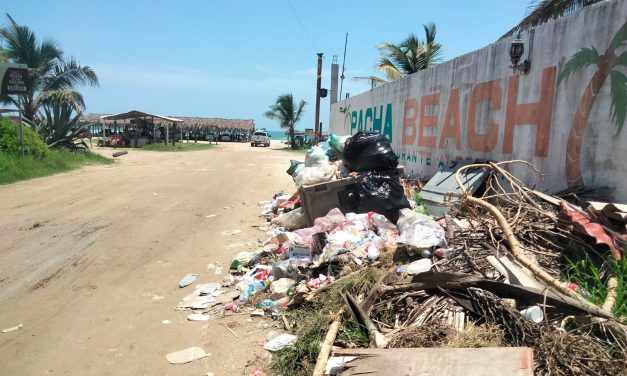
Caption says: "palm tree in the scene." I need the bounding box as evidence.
[264,94,306,149]
[502,0,601,38]
[357,23,442,86]
[558,22,627,187]
[0,14,98,121]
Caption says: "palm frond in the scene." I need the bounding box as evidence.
[35,89,85,112]
[557,47,598,84]
[609,70,627,135]
[353,76,388,87]
[294,100,306,124]
[609,22,627,50]
[42,57,99,92]
[263,110,277,119]
[617,51,627,68]
[501,0,601,39]
[0,93,18,107]
[375,57,404,81]
[373,23,442,80]
[376,42,411,74]
[423,23,437,45]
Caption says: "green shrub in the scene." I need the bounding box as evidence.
[0,118,50,158]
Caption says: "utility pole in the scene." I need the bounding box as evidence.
[314,52,323,142]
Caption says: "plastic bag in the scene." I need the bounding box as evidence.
[329,134,350,153]
[272,194,292,209]
[286,160,303,176]
[355,174,411,223]
[271,208,307,230]
[319,139,342,160]
[313,208,346,232]
[230,252,253,270]
[305,146,329,167]
[396,208,447,249]
[271,259,309,279]
[342,131,398,171]
[293,162,337,187]
[269,278,296,298]
[368,213,399,251]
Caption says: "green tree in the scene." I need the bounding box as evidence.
[0,14,99,122]
[357,23,442,86]
[558,22,627,187]
[264,94,306,149]
[502,0,601,38]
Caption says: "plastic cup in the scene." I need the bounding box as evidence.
[519,306,544,323]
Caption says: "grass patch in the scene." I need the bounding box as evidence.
[271,268,383,376]
[140,142,214,152]
[563,248,626,317]
[0,149,113,184]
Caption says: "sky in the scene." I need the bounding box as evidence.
[3,0,529,132]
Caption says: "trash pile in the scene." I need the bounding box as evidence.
[174,132,626,376]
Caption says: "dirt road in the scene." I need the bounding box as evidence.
[0,141,295,375]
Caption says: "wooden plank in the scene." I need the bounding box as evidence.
[333,347,534,376]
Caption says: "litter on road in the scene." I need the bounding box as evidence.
[167,133,625,375]
[178,273,199,288]
[165,347,209,364]
[1,324,23,333]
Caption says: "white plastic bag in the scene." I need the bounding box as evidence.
[271,207,307,230]
[304,146,329,167]
[293,163,337,187]
[396,208,446,249]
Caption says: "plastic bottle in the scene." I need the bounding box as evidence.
[261,299,274,311]
[434,248,455,259]
[239,290,250,304]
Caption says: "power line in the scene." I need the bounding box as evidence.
[286,0,318,52]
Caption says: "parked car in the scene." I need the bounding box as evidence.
[251,131,270,147]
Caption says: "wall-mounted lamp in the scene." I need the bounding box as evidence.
[339,107,346,113]
[509,36,530,75]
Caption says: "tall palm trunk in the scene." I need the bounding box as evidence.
[566,52,615,187]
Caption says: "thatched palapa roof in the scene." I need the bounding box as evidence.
[81,113,255,131]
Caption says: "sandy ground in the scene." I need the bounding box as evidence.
[0,141,296,375]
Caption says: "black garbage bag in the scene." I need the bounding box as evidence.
[343,131,398,172]
[355,173,411,223]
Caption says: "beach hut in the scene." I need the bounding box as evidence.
[98,110,183,147]
[175,117,255,143]
[80,113,255,145]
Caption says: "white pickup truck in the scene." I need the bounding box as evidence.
[251,130,271,147]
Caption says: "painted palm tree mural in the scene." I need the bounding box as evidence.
[558,22,627,187]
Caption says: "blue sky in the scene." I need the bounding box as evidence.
[3,0,528,131]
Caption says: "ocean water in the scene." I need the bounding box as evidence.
[266,130,287,141]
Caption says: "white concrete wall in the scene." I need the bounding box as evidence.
[330,0,627,200]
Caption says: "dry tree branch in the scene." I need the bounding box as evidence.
[453,162,616,319]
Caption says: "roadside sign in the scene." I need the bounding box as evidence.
[0,63,30,95]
